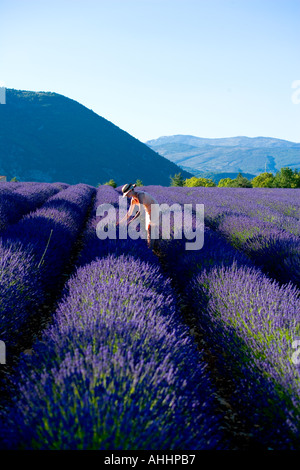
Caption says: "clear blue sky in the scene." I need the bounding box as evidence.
[1,0,300,143]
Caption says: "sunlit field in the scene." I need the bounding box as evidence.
[0,182,299,450]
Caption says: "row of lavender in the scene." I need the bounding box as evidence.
[0,186,224,449]
[140,186,300,449]
[0,183,95,348]
[140,186,300,289]
[0,182,69,233]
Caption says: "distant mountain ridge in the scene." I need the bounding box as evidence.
[0,90,191,186]
[146,135,300,176]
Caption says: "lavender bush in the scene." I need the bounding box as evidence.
[0,184,95,345]
[189,263,300,449]
[1,255,223,450]
[0,183,61,233]
[140,186,300,288]
[0,239,44,344]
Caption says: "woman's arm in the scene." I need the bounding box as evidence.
[128,203,141,224]
[118,199,137,225]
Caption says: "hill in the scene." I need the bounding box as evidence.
[146,135,300,176]
[0,90,191,186]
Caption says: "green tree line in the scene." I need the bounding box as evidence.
[170,167,300,188]
[5,168,299,189]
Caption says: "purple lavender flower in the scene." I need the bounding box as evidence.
[190,262,300,448]
[1,254,223,450]
[0,184,95,345]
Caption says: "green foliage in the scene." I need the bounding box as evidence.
[96,167,300,189]
[273,167,300,188]
[102,179,117,188]
[218,173,252,188]
[10,176,19,182]
[251,172,275,188]
[218,177,235,187]
[250,167,300,188]
[186,171,256,184]
[232,173,253,188]
[170,172,185,187]
[184,176,216,187]
[251,172,274,188]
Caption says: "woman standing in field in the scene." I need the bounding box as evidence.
[119,183,160,250]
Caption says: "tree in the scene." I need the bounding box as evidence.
[251,172,275,188]
[294,172,300,188]
[218,177,235,187]
[10,176,19,182]
[231,173,252,188]
[184,176,216,187]
[135,179,143,186]
[217,173,252,188]
[273,167,300,188]
[103,179,117,188]
[170,172,185,187]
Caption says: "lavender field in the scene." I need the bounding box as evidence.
[0,182,299,450]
